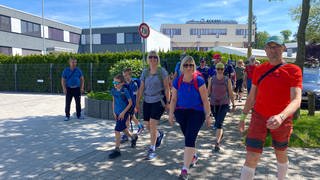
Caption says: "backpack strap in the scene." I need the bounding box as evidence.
[177,73,199,91]
[177,74,184,89]
[257,63,284,85]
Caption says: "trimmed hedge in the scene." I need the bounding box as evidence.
[0,50,249,93]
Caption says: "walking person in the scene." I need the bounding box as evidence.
[234,60,245,102]
[109,74,138,159]
[135,50,170,160]
[244,55,257,95]
[169,55,212,180]
[208,62,235,152]
[239,36,302,180]
[61,58,84,121]
[196,58,210,87]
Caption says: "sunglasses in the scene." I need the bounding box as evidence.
[216,68,224,71]
[112,81,121,85]
[148,56,158,59]
[183,64,194,68]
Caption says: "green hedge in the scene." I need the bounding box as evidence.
[0,50,249,93]
[87,91,112,101]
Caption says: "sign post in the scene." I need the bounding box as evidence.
[138,22,150,67]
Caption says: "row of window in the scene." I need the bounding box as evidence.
[0,46,41,56]
[162,28,254,36]
[83,32,141,45]
[0,15,80,44]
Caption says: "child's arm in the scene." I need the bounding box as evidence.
[112,96,117,120]
[119,99,132,120]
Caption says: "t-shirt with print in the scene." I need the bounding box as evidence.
[252,62,302,118]
[140,67,168,103]
[111,87,132,115]
[172,76,205,111]
[245,65,256,80]
[62,67,83,88]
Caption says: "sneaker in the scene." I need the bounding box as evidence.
[64,117,70,121]
[189,154,198,168]
[179,169,189,180]
[155,130,164,148]
[214,143,221,152]
[77,116,84,120]
[109,149,121,159]
[137,125,144,135]
[120,134,129,144]
[131,134,138,148]
[146,148,157,160]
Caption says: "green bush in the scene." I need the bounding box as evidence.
[109,59,144,85]
[87,91,112,101]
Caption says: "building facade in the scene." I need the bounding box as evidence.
[0,5,170,55]
[0,5,81,55]
[161,19,256,51]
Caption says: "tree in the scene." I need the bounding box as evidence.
[290,0,320,42]
[255,31,270,49]
[280,30,292,42]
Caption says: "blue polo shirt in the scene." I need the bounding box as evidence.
[111,87,131,115]
[62,67,83,88]
[173,76,205,111]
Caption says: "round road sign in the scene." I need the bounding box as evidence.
[138,23,150,39]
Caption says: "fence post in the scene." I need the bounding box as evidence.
[90,62,93,91]
[14,64,17,92]
[50,63,53,93]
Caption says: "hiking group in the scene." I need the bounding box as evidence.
[61,36,302,180]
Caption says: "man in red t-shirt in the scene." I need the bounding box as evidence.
[239,36,302,180]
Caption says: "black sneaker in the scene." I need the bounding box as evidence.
[109,149,121,159]
[131,134,138,148]
[120,134,129,144]
[156,130,164,148]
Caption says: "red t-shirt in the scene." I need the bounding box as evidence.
[245,65,256,80]
[252,62,302,118]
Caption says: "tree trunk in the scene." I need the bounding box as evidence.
[294,0,311,119]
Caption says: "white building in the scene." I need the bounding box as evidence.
[161,19,255,51]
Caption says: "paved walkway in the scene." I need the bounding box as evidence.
[0,93,319,180]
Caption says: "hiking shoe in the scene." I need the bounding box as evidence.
[77,116,84,120]
[146,148,157,160]
[155,130,164,148]
[179,169,189,180]
[64,117,70,121]
[137,125,144,135]
[131,134,138,148]
[120,134,129,144]
[109,149,121,159]
[189,154,199,168]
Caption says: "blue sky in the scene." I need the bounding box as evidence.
[1,0,301,38]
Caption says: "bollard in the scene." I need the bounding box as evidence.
[307,92,316,116]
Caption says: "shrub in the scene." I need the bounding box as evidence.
[109,59,144,85]
[87,91,113,101]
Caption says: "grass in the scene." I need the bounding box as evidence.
[264,110,320,148]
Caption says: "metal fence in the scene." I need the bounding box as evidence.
[0,61,177,93]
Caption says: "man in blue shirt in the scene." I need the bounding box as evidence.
[197,58,210,86]
[173,53,187,79]
[61,58,84,121]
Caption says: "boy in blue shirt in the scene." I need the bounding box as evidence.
[109,74,138,159]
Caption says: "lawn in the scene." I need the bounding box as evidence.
[264,110,320,148]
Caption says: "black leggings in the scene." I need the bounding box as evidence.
[174,109,205,147]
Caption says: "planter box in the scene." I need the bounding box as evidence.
[85,97,113,120]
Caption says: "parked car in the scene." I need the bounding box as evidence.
[301,67,320,109]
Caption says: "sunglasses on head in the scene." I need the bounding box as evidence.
[112,81,121,85]
[148,56,158,59]
[183,64,194,68]
[216,68,224,71]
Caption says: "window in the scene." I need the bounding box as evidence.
[161,28,181,36]
[236,29,248,36]
[125,33,141,44]
[0,15,11,32]
[48,27,64,41]
[21,20,41,37]
[70,32,80,44]
[190,28,227,35]
[0,46,12,55]
[22,49,41,56]
[101,33,116,44]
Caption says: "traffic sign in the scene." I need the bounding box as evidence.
[138,23,150,39]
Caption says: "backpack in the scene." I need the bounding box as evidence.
[177,71,203,91]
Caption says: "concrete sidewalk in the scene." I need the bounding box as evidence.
[0,93,319,180]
